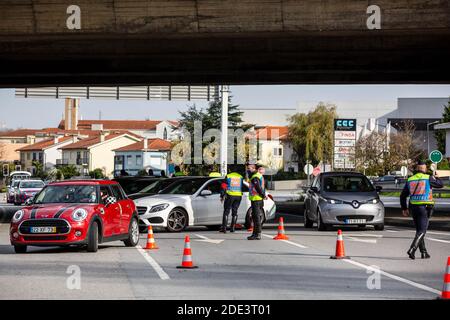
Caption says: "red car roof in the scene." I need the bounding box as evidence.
[49,180,118,186]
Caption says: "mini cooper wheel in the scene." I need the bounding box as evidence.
[14,245,27,254]
[166,208,188,232]
[123,218,139,247]
[87,221,99,252]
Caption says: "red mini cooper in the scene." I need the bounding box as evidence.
[10,180,139,253]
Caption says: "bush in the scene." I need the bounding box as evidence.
[58,165,80,179]
[270,169,307,181]
[89,168,105,179]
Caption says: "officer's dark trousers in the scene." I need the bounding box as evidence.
[223,195,242,218]
[250,200,264,234]
[410,205,430,235]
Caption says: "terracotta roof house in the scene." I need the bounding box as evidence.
[16,136,76,174]
[113,139,172,177]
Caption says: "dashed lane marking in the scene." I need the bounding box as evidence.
[136,245,170,280]
[426,237,450,244]
[346,237,377,244]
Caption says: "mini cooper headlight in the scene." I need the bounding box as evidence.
[149,203,169,213]
[12,210,24,223]
[72,208,88,221]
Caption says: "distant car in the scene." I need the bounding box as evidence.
[113,176,164,195]
[134,177,276,232]
[304,172,385,231]
[372,175,402,185]
[9,180,139,253]
[13,180,45,205]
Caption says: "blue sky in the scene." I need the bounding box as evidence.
[1,85,449,129]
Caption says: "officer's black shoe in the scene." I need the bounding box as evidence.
[219,227,227,234]
[247,233,261,240]
[407,248,416,260]
[421,252,431,259]
[419,238,431,259]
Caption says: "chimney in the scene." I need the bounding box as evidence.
[64,98,79,130]
[100,132,106,142]
[54,136,59,144]
[143,139,148,150]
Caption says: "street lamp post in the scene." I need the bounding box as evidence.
[427,120,440,156]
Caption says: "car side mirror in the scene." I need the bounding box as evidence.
[200,190,213,196]
[375,186,382,192]
[24,198,34,205]
[105,196,117,206]
[309,186,319,193]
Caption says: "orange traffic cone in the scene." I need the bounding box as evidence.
[177,235,198,269]
[330,230,349,259]
[144,225,158,250]
[440,257,450,299]
[273,217,289,240]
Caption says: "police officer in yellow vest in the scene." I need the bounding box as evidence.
[247,163,267,240]
[400,160,443,259]
[219,167,243,233]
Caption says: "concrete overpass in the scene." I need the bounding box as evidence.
[0,0,449,86]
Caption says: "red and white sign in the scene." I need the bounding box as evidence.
[312,166,321,176]
[334,146,355,154]
[334,131,356,139]
[334,139,355,147]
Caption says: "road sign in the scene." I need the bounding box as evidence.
[304,164,314,176]
[312,166,321,177]
[429,150,443,163]
[400,166,408,177]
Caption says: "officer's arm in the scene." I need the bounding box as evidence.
[251,177,265,197]
[400,183,409,210]
[429,176,444,189]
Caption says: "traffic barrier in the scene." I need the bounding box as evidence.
[144,225,159,250]
[440,257,450,299]
[330,230,350,259]
[273,217,289,240]
[177,235,198,269]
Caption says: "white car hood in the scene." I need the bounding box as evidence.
[134,194,191,206]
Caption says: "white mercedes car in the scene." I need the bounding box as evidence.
[134,177,277,232]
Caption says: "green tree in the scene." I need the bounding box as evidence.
[31,160,48,179]
[89,168,105,179]
[434,98,450,154]
[288,103,337,171]
[58,165,79,179]
[177,96,248,174]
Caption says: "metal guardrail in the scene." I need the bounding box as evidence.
[381,188,450,196]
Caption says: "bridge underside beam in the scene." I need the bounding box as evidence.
[1,31,450,86]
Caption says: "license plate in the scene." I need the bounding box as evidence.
[30,227,56,233]
[345,219,366,224]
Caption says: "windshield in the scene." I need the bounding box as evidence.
[19,181,44,189]
[139,179,178,194]
[323,175,374,192]
[34,185,98,204]
[12,180,20,187]
[159,179,209,195]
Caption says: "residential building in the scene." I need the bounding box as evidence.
[113,138,172,176]
[16,136,76,174]
[59,132,142,177]
[433,122,450,158]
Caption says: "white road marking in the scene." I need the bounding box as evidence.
[385,230,399,233]
[268,236,441,295]
[346,237,377,244]
[261,234,308,248]
[343,259,441,296]
[136,245,170,280]
[193,234,224,244]
[426,237,450,244]
[347,234,383,238]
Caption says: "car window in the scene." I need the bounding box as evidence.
[203,180,222,194]
[323,175,374,192]
[139,179,175,194]
[114,179,158,195]
[110,185,124,201]
[159,178,210,195]
[99,186,114,204]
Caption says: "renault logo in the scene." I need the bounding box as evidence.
[351,200,360,208]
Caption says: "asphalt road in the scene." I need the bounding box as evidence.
[0,214,448,300]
